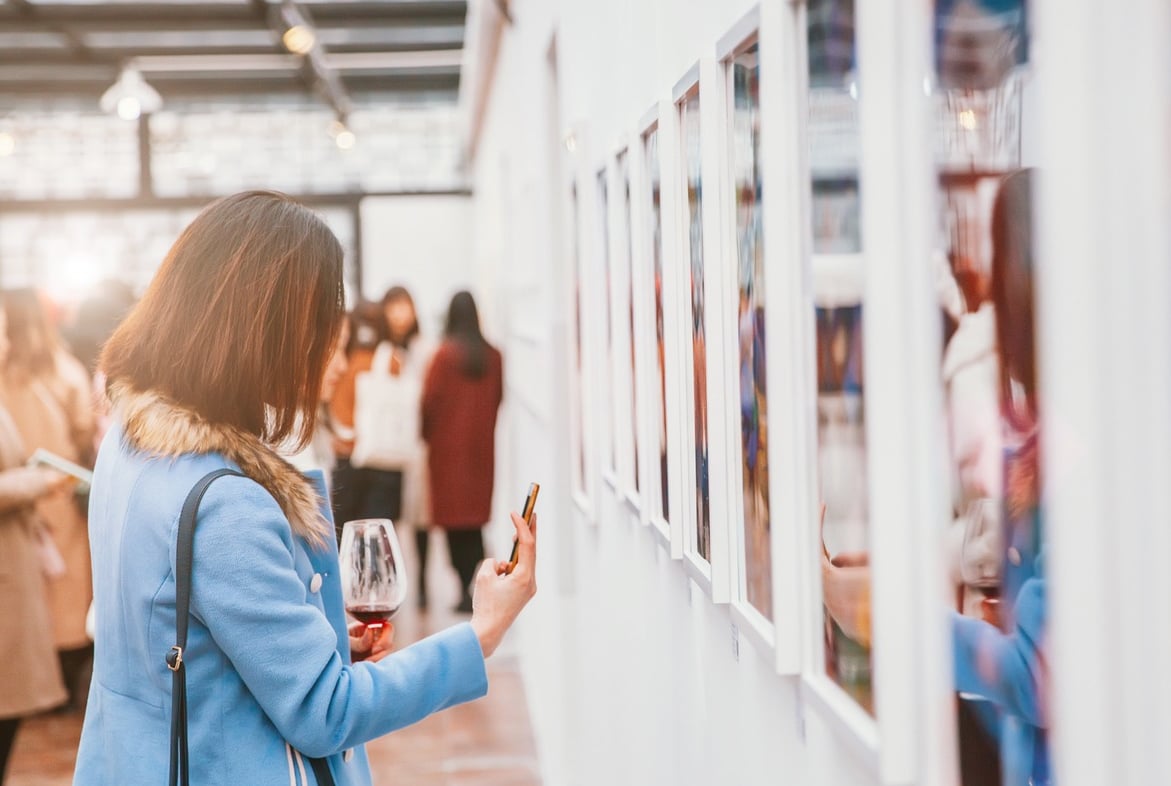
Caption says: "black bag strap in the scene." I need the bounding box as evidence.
[167,468,337,786]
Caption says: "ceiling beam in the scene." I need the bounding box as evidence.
[18,2,467,28]
[0,71,460,98]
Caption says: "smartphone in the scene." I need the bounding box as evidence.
[27,448,94,488]
[505,482,540,574]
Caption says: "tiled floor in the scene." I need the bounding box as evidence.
[8,528,542,786]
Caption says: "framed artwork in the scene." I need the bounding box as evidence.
[570,180,589,503]
[641,117,672,539]
[617,148,642,510]
[596,165,619,487]
[721,27,775,636]
[676,78,712,568]
[802,0,875,721]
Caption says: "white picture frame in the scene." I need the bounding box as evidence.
[672,60,733,603]
[784,0,885,769]
[632,102,689,560]
[613,143,644,525]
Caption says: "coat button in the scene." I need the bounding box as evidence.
[343,749,354,763]
[309,573,323,593]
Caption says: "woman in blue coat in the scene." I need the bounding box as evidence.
[73,191,538,786]
[951,168,1050,785]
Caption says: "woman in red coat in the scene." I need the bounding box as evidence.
[422,291,503,613]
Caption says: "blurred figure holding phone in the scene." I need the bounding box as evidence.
[0,298,76,785]
[0,288,96,713]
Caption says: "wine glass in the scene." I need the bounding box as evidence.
[339,519,407,630]
[960,497,1003,593]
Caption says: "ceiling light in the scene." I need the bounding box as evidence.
[564,133,577,153]
[116,96,141,120]
[100,67,162,119]
[335,129,356,150]
[0,132,14,157]
[282,24,316,55]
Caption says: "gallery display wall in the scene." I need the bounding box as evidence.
[464,0,1171,784]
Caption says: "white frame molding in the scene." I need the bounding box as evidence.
[599,153,627,499]
[856,1,958,783]
[565,125,597,528]
[632,102,684,557]
[657,89,690,563]
[671,59,732,602]
[715,5,780,660]
[787,0,887,769]
[1036,2,1171,786]
[612,142,644,525]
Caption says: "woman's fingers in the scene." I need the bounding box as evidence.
[511,512,537,575]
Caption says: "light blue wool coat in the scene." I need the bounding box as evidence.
[74,422,488,786]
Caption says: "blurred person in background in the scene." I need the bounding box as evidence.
[0,299,74,785]
[422,291,504,614]
[61,279,137,456]
[0,288,96,713]
[330,287,434,605]
[62,279,136,376]
[281,315,349,496]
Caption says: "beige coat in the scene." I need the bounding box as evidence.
[1,351,95,650]
[0,405,67,719]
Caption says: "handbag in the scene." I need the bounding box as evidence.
[168,469,337,786]
[350,342,423,471]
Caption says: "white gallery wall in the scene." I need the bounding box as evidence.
[466,0,1171,785]
[359,194,476,337]
[470,1,818,785]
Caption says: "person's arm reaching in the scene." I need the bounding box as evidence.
[952,577,1047,727]
[188,477,537,758]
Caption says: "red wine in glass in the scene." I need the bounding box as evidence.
[345,604,400,629]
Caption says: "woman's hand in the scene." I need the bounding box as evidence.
[821,548,872,647]
[470,512,538,658]
[349,621,395,663]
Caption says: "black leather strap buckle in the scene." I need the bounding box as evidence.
[166,645,184,672]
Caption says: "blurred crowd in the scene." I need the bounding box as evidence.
[0,281,502,784]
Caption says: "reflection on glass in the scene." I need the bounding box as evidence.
[731,43,772,619]
[645,126,670,521]
[680,88,710,561]
[933,4,1048,786]
[806,0,872,714]
[619,150,640,493]
[571,183,587,496]
[597,168,616,475]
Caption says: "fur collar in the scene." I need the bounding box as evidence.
[110,383,331,548]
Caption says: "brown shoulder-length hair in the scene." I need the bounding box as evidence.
[2,288,60,378]
[989,168,1036,432]
[101,191,344,449]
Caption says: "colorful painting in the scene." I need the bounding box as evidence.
[680,88,710,561]
[732,42,772,619]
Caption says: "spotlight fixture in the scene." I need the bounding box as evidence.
[335,128,356,150]
[100,67,162,120]
[0,131,14,157]
[282,24,316,55]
